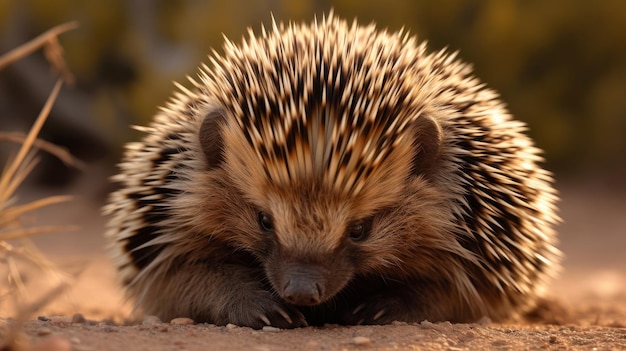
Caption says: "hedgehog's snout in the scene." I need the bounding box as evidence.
[280,265,325,306]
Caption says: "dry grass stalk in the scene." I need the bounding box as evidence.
[0,22,80,350]
[0,79,71,295]
[0,133,85,170]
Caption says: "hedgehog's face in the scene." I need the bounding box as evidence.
[253,189,365,305]
[198,103,443,306]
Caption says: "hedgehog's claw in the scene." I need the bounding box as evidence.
[276,307,293,324]
[259,314,271,326]
[352,304,366,315]
[372,308,386,321]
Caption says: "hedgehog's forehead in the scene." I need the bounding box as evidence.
[223,100,417,200]
[211,17,420,196]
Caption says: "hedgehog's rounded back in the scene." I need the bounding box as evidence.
[105,14,560,327]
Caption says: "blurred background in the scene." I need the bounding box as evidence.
[0,0,624,317]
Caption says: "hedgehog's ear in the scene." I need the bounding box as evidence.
[410,115,443,177]
[199,108,227,169]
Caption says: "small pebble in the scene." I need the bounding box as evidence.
[71,313,87,324]
[549,335,557,344]
[225,323,238,329]
[37,316,51,322]
[352,336,371,346]
[142,315,162,326]
[420,320,434,328]
[262,326,281,332]
[170,317,195,325]
[37,327,52,336]
[391,320,407,326]
[477,316,492,325]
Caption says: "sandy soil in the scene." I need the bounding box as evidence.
[1,176,625,350]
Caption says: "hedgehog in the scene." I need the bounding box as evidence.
[104,13,560,329]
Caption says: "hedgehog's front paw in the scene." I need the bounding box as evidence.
[342,293,413,325]
[227,291,307,329]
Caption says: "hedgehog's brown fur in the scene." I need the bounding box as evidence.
[104,13,560,329]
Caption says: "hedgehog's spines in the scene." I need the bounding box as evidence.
[106,13,559,326]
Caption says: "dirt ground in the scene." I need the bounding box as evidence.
[1,175,625,350]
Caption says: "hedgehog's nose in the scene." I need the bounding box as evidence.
[282,265,325,306]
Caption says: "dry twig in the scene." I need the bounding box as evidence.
[0,21,78,84]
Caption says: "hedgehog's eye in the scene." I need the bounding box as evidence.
[258,211,274,232]
[348,220,371,242]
